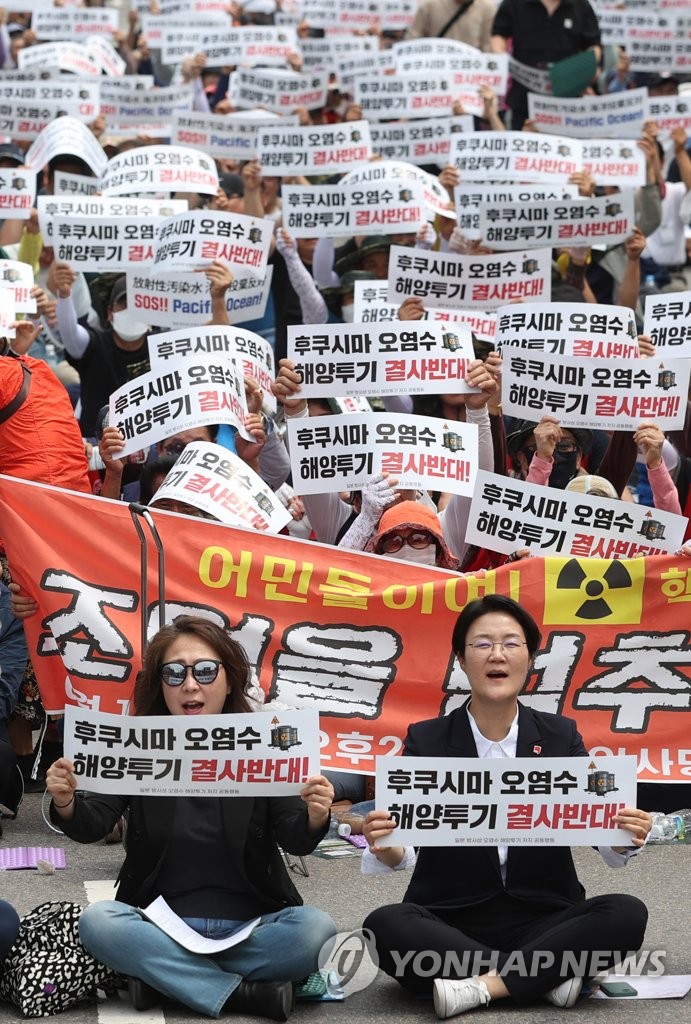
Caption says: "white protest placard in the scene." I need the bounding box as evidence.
[338,50,395,89]
[287,322,477,398]
[198,26,299,66]
[427,308,497,344]
[109,350,247,458]
[502,351,691,431]
[580,139,647,188]
[37,196,188,243]
[352,283,495,336]
[153,442,291,532]
[455,184,578,240]
[370,117,472,168]
[0,165,36,219]
[527,88,648,138]
[300,34,376,69]
[281,180,425,238]
[52,216,160,272]
[496,302,639,359]
[301,0,381,30]
[645,95,691,138]
[466,470,688,559]
[0,260,36,314]
[127,268,273,331]
[340,160,456,220]
[508,57,552,94]
[147,324,276,414]
[171,111,297,160]
[64,706,320,796]
[154,210,273,276]
[0,291,16,339]
[379,0,417,32]
[621,14,691,73]
[479,190,635,250]
[99,76,155,116]
[106,85,194,126]
[643,291,691,357]
[287,411,479,497]
[387,245,552,310]
[160,27,212,64]
[140,13,224,48]
[0,79,100,119]
[0,100,81,141]
[86,36,128,77]
[101,145,219,197]
[53,171,101,196]
[33,7,119,40]
[256,120,371,176]
[391,37,479,60]
[392,52,508,119]
[17,42,101,77]
[25,116,108,176]
[450,131,580,182]
[355,73,463,121]
[375,755,638,847]
[231,68,328,114]
[450,132,646,187]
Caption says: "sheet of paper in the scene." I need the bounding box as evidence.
[140,896,259,952]
[591,975,691,999]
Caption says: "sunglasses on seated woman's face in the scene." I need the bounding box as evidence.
[160,660,222,686]
[378,530,436,555]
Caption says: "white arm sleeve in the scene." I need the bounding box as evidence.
[361,846,417,874]
[278,247,328,324]
[440,407,493,562]
[312,237,339,287]
[597,845,642,868]
[55,295,90,359]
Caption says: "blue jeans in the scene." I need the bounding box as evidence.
[79,900,336,1018]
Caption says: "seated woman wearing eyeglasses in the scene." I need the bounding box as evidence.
[45,616,336,1022]
[362,595,652,1020]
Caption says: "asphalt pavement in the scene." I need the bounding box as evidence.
[0,790,688,1023]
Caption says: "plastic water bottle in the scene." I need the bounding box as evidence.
[326,818,352,840]
[641,274,658,297]
[44,343,59,369]
[648,809,691,843]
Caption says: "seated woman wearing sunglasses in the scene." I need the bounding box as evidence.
[45,616,336,1022]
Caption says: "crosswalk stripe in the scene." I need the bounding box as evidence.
[83,881,166,1024]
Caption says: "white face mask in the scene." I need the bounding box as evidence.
[341,303,355,323]
[111,309,149,342]
[396,543,438,566]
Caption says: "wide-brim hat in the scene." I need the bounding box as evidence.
[505,419,592,456]
[335,235,393,276]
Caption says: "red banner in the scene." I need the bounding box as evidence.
[0,475,689,781]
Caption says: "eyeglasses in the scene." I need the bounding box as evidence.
[522,441,578,460]
[465,640,528,654]
[160,660,222,686]
[379,530,436,554]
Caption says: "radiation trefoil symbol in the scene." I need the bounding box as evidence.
[543,557,644,625]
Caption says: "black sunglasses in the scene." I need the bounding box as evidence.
[160,659,222,687]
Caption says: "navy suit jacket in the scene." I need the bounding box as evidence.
[402,701,589,913]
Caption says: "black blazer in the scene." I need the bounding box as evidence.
[51,790,325,911]
[401,701,589,913]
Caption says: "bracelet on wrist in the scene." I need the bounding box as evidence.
[53,795,75,810]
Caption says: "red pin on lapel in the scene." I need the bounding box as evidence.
[533,745,542,755]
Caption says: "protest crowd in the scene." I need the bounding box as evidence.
[0,0,689,1018]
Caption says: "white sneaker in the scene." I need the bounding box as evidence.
[544,977,583,1008]
[433,977,491,1018]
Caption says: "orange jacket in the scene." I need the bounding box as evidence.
[0,354,90,494]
